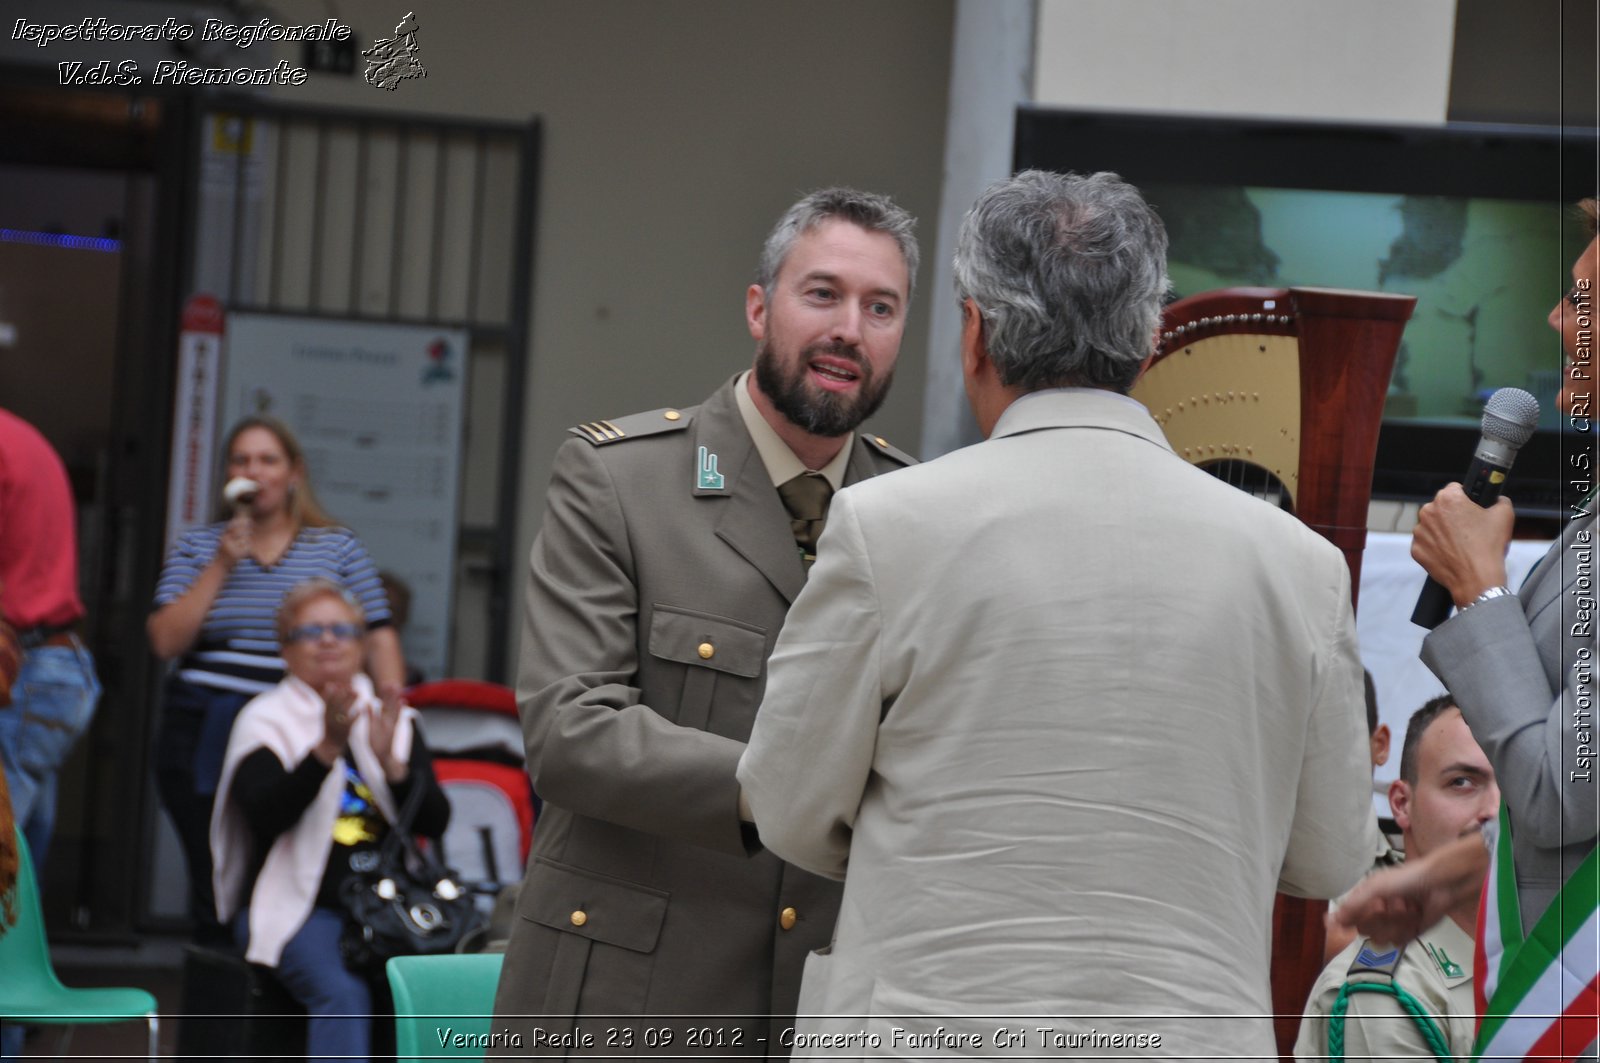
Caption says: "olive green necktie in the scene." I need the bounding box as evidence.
[777,472,833,570]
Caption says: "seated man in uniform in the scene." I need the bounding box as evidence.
[1297,695,1499,1060]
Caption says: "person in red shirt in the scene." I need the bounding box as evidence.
[0,407,100,869]
[0,407,100,1060]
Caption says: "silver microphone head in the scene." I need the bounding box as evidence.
[1482,387,1540,449]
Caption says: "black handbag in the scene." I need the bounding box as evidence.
[336,766,485,972]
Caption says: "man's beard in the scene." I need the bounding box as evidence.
[754,339,894,438]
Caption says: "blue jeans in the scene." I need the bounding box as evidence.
[0,637,100,869]
[0,637,98,1062]
[235,907,373,1063]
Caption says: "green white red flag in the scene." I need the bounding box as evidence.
[1472,807,1598,1061]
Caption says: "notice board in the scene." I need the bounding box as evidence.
[221,313,468,678]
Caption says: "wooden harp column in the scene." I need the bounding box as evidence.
[1130,286,1416,1061]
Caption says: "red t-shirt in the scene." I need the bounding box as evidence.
[0,408,84,629]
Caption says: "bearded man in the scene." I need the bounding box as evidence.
[489,188,919,1058]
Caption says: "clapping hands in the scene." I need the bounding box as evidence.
[312,679,408,783]
[370,682,409,783]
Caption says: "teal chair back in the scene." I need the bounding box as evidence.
[387,952,505,1061]
[0,828,160,1060]
[0,827,62,1003]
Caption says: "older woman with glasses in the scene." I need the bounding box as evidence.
[150,415,406,945]
[209,578,448,1063]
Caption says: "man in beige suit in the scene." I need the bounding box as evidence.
[739,171,1378,1057]
[490,188,917,1058]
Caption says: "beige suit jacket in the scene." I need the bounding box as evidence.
[740,388,1378,1057]
[490,377,912,1058]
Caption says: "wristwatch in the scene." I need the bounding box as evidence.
[1463,585,1513,610]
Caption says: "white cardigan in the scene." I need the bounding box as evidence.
[209,673,415,966]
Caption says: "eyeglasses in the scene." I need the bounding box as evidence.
[285,622,364,644]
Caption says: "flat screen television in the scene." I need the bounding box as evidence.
[1013,108,1598,517]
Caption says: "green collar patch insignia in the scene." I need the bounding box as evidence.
[1426,941,1465,979]
[697,446,725,490]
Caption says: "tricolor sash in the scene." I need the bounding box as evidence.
[1472,807,1599,1061]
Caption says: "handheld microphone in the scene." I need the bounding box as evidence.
[1411,387,1540,629]
[223,476,261,514]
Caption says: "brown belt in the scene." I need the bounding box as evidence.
[17,624,81,650]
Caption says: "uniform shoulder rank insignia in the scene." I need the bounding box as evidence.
[568,407,693,446]
[1349,943,1405,978]
[862,432,917,466]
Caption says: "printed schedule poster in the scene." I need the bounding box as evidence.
[222,313,468,679]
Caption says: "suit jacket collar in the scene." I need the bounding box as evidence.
[695,374,878,604]
[1520,510,1597,621]
[990,387,1174,454]
[691,377,759,499]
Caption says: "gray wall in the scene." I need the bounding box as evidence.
[266,0,955,669]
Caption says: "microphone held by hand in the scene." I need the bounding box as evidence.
[1410,387,1540,629]
[223,476,261,513]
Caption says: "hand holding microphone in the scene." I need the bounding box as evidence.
[219,476,260,565]
[1410,388,1539,629]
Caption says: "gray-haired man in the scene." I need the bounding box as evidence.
[740,171,1377,1055]
[490,189,918,1057]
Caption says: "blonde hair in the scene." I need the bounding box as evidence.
[218,415,335,528]
[1581,198,1599,237]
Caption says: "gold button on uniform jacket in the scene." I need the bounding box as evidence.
[490,377,911,1058]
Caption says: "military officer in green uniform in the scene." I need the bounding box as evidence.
[1297,696,1499,1060]
[489,188,918,1058]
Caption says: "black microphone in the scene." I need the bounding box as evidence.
[1411,387,1541,629]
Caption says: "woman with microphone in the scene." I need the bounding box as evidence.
[149,415,404,943]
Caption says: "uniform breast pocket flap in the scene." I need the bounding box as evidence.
[647,605,766,678]
[522,857,670,953]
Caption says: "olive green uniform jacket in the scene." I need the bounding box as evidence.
[490,377,911,1058]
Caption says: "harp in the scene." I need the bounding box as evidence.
[1131,285,1416,1060]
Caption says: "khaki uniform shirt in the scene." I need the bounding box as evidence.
[1296,916,1476,1061]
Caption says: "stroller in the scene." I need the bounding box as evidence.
[405,679,537,932]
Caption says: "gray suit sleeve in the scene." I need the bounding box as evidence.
[1421,593,1597,848]
[519,438,749,854]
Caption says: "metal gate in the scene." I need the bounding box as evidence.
[187,96,538,684]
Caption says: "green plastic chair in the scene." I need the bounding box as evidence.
[0,828,159,1060]
[387,952,505,1061]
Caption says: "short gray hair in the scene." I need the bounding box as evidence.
[276,578,365,644]
[756,188,920,298]
[953,170,1169,393]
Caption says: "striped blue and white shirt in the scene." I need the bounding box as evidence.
[153,523,392,694]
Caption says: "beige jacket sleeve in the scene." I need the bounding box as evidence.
[738,492,881,880]
[1279,556,1383,899]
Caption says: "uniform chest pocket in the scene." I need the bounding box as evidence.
[647,605,766,731]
